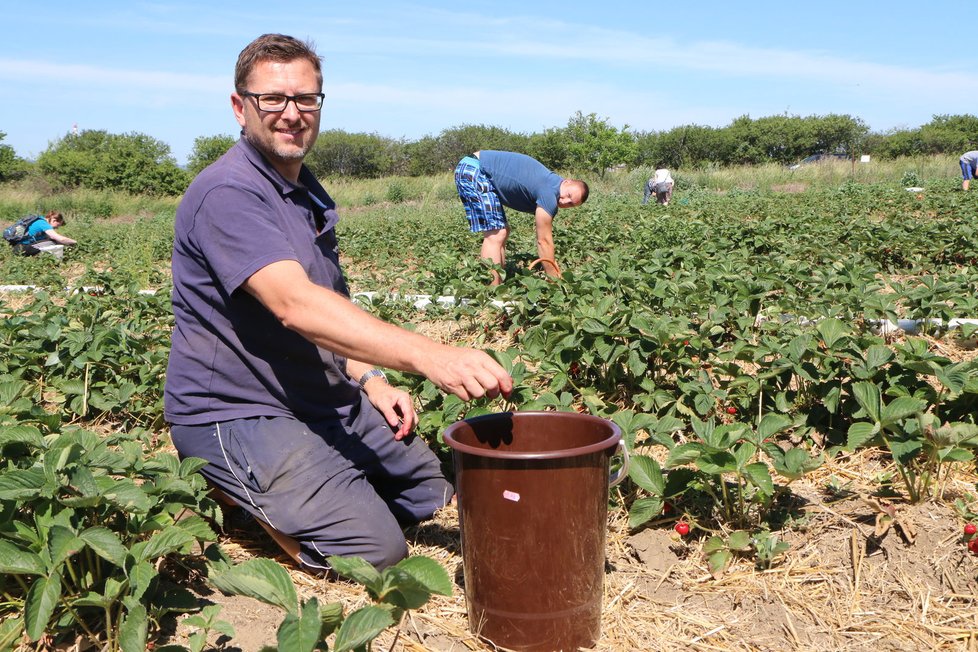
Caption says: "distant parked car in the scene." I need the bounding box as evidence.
[787,153,850,170]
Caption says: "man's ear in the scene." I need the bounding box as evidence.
[231,93,247,128]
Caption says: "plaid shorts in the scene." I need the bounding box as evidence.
[455,156,507,232]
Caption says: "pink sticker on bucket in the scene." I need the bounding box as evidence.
[503,490,521,502]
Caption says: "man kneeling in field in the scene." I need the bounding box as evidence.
[164,33,512,572]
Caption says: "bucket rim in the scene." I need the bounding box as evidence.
[442,410,622,460]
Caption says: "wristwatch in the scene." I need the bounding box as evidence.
[358,369,388,388]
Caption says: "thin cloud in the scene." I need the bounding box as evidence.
[0,58,227,93]
[332,9,978,100]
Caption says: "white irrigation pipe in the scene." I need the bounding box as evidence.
[0,286,509,308]
[754,313,978,337]
[350,291,512,311]
[871,318,978,336]
[0,285,158,296]
[3,284,977,338]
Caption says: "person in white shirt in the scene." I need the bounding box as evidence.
[643,167,675,205]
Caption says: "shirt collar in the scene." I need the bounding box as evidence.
[235,135,339,229]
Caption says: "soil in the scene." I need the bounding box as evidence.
[157,452,978,652]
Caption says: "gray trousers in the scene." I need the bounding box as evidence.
[170,400,452,570]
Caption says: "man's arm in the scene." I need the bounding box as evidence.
[44,229,77,245]
[242,259,512,401]
[533,208,560,278]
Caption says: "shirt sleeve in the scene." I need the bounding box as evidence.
[187,184,299,296]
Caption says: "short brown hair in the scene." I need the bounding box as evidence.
[234,34,323,93]
[570,180,590,203]
[45,211,65,225]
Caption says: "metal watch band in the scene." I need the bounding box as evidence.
[358,369,388,388]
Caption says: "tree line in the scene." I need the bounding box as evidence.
[1,112,976,196]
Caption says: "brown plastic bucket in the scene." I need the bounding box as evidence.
[443,411,627,651]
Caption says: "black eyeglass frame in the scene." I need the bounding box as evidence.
[239,91,325,112]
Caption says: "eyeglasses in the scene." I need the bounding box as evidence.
[239,91,324,112]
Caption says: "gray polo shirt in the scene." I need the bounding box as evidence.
[164,137,361,425]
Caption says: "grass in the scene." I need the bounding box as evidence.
[0,180,180,223]
[609,154,961,195]
[0,154,962,218]
[324,173,459,210]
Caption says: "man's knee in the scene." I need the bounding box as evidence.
[364,535,410,571]
[304,519,409,571]
[483,228,508,245]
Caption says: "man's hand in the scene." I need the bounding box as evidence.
[362,378,417,441]
[420,347,513,402]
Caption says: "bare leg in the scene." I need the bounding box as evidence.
[481,227,509,286]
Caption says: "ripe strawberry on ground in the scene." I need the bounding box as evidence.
[674,522,690,536]
[969,538,978,555]
[965,523,977,536]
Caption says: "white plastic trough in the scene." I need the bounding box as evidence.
[1,284,975,339]
[754,313,978,337]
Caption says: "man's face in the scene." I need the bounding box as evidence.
[232,59,322,174]
[558,182,585,209]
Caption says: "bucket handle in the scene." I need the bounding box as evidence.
[609,440,630,487]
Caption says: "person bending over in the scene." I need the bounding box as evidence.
[8,211,77,256]
[454,150,588,285]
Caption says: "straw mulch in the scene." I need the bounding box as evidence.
[157,319,978,650]
[162,445,978,652]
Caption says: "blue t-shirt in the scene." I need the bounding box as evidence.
[164,137,361,425]
[478,150,563,218]
[20,218,52,245]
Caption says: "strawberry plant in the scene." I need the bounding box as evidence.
[155,604,234,652]
[0,420,220,649]
[751,530,790,570]
[702,530,752,577]
[625,412,821,571]
[0,286,172,429]
[846,380,978,502]
[203,549,452,652]
[662,416,822,529]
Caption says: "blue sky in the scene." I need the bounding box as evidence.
[2,1,975,166]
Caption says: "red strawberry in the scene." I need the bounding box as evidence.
[674,522,690,536]
[965,523,977,536]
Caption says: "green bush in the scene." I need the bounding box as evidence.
[0,132,30,182]
[306,130,403,178]
[186,134,236,176]
[37,130,190,196]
